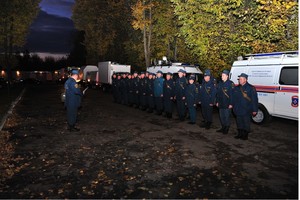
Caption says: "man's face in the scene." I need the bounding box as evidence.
[113,75,117,78]
[189,79,194,84]
[134,73,138,77]
[156,73,162,78]
[204,75,210,82]
[166,74,171,80]
[149,75,153,79]
[221,73,228,82]
[239,77,247,85]
[72,74,79,80]
[141,74,145,79]
[128,75,132,79]
[117,76,121,79]
[178,72,183,78]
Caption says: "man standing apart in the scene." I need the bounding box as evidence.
[65,69,83,131]
[216,70,235,134]
[175,69,187,121]
[199,69,216,129]
[232,73,258,140]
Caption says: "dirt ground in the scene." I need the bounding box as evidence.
[0,83,298,199]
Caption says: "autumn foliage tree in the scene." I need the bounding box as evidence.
[171,0,298,73]
[0,0,40,81]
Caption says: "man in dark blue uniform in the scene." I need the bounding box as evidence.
[147,73,155,113]
[232,73,258,140]
[199,69,216,129]
[163,72,175,119]
[139,72,147,110]
[116,74,122,104]
[185,74,199,124]
[111,73,118,102]
[132,71,140,108]
[127,73,134,106]
[216,70,235,134]
[120,73,129,105]
[175,69,187,121]
[154,70,164,115]
[64,69,83,131]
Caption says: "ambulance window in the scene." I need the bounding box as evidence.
[279,67,298,85]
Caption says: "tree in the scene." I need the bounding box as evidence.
[73,0,130,64]
[171,0,298,74]
[131,0,154,68]
[0,0,40,82]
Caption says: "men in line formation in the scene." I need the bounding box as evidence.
[111,69,258,140]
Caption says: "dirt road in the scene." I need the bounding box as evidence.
[0,83,298,199]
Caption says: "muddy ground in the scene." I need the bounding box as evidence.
[0,83,298,199]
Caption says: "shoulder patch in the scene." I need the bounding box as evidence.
[75,84,79,88]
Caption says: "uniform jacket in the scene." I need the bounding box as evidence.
[64,77,82,108]
[232,82,258,116]
[216,79,235,109]
[163,79,175,99]
[185,83,199,107]
[139,78,147,95]
[146,78,154,96]
[175,77,187,99]
[154,77,164,97]
[199,79,216,105]
[133,77,140,93]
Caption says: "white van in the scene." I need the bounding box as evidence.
[230,51,298,124]
[147,62,203,82]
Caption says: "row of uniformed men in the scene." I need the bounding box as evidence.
[111,69,258,140]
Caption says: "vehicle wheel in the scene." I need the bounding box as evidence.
[252,104,271,125]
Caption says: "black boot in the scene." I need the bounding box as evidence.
[199,122,206,128]
[234,129,242,139]
[216,126,224,133]
[205,122,211,130]
[241,130,248,140]
[223,126,229,135]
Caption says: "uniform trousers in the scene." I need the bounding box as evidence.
[177,99,186,120]
[201,105,213,123]
[236,114,251,132]
[67,107,78,127]
[155,97,164,112]
[188,106,196,123]
[219,108,231,127]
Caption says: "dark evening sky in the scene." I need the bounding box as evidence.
[25,0,76,55]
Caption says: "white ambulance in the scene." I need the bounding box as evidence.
[230,51,298,124]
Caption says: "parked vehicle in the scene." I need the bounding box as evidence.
[147,57,203,82]
[98,61,131,92]
[230,51,298,124]
[81,65,98,87]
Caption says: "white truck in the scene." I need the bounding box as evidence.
[230,51,298,124]
[80,65,98,87]
[98,61,131,91]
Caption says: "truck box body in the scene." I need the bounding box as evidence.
[98,61,131,85]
